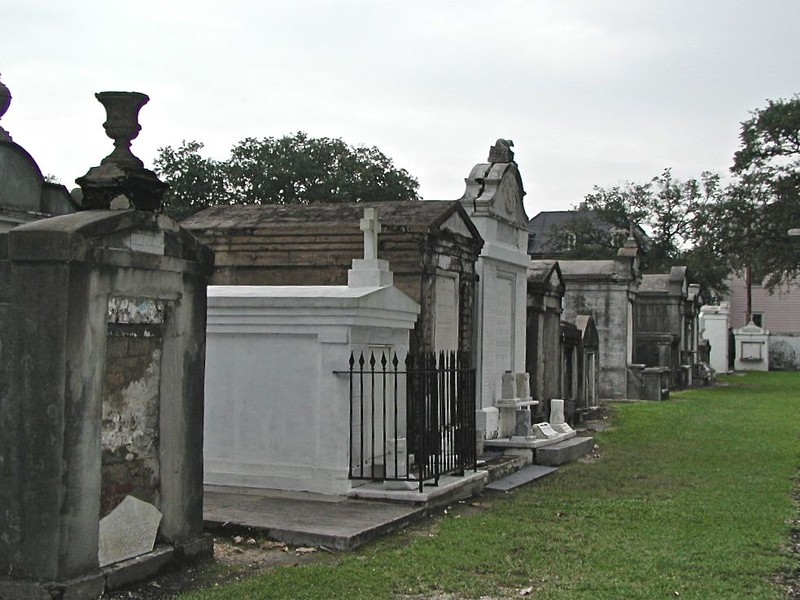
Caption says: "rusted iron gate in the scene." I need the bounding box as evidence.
[338,350,477,492]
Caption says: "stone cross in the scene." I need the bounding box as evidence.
[360,207,381,260]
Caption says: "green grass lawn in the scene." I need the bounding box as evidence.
[182,371,799,599]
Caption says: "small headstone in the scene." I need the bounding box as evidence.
[531,422,559,440]
[549,399,575,435]
[98,495,162,567]
[550,399,565,425]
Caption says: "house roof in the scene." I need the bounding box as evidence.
[526,209,649,256]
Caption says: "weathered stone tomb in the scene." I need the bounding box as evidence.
[559,237,641,399]
[0,90,213,598]
[182,201,482,356]
[525,259,565,420]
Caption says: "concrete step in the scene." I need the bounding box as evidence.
[204,489,426,552]
[534,436,594,467]
[485,464,558,492]
[478,452,528,483]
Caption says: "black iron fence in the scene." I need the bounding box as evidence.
[339,350,477,492]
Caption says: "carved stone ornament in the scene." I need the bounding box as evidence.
[0,73,12,142]
[76,91,168,211]
[488,138,514,163]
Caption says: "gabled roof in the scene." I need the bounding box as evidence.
[181,200,483,242]
[528,259,565,292]
[639,266,687,296]
[573,314,599,347]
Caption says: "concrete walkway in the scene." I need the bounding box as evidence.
[203,487,425,551]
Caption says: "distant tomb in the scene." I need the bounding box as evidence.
[559,238,641,399]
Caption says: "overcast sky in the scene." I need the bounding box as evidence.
[2,1,798,218]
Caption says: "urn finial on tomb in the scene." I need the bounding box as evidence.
[0,73,12,142]
[76,90,168,211]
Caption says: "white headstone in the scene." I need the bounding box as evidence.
[98,495,162,567]
[549,399,575,435]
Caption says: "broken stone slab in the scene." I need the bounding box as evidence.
[98,495,162,567]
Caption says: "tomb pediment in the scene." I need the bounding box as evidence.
[461,162,528,228]
[528,260,565,294]
[573,314,599,348]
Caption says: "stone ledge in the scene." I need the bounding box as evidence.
[534,436,594,466]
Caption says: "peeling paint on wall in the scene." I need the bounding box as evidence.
[101,296,164,517]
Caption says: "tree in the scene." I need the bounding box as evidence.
[153,132,420,219]
[546,169,727,298]
[713,95,800,290]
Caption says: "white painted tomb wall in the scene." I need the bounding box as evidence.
[204,284,419,496]
[461,157,530,420]
[204,211,420,496]
[700,303,730,374]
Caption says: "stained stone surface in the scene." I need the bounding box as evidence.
[98,495,162,567]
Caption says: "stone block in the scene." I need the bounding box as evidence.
[476,407,500,440]
[502,447,534,465]
[514,408,531,437]
[501,372,515,399]
[175,535,214,563]
[535,436,594,466]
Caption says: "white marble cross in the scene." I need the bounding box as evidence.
[360,208,381,260]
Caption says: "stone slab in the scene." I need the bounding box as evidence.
[485,429,576,449]
[348,472,487,509]
[103,546,174,591]
[0,572,106,600]
[98,495,163,567]
[204,488,426,552]
[534,436,595,466]
[485,464,558,491]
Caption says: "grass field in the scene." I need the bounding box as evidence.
[181,371,799,599]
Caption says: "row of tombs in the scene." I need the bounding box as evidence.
[0,85,745,595]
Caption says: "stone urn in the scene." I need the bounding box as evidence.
[76,91,168,211]
[97,91,149,169]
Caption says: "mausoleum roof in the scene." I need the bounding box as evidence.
[182,200,482,241]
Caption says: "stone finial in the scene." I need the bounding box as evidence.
[97,91,148,169]
[360,207,381,260]
[488,138,514,163]
[76,91,168,211]
[0,73,12,142]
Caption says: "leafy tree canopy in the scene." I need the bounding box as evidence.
[708,94,800,287]
[154,132,420,219]
[546,169,728,299]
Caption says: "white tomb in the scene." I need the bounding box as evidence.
[203,210,420,495]
[460,140,531,432]
[733,321,770,372]
[700,302,730,374]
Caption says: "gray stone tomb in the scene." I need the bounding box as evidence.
[0,90,213,598]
